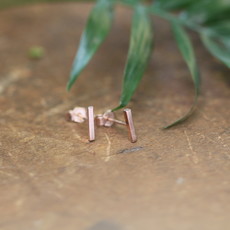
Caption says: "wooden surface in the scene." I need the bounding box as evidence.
[0,3,229,230]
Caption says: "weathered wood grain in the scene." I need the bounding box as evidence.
[0,3,229,230]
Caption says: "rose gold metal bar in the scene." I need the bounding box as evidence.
[123,109,137,143]
[88,106,95,142]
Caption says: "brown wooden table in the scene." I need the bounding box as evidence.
[0,3,229,230]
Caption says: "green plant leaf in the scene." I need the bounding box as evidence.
[201,34,230,68]
[180,1,230,25]
[207,21,230,37]
[67,0,114,91]
[113,4,154,111]
[154,0,194,11]
[164,22,200,129]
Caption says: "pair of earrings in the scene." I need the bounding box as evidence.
[67,106,137,143]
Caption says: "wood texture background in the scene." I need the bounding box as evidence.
[0,3,229,230]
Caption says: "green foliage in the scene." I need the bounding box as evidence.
[165,22,200,128]
[1,0,230,127]
[113,4,154,111]
[201,34,230,68]
[67,0,114,90]
[69,0,229,128]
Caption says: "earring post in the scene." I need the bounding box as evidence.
[105,117,126,126]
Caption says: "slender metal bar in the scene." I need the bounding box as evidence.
[123,109,137,143]
[88,106,95,142]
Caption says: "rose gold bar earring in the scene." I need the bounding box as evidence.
[87,106,95,142]
[67,106,95,142]
[123,109,137,143]
[95,109,137,143]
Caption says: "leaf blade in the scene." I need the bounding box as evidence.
[113,4,154,111]
[154,0,194,11]
[164,22,200,128]
[67,0,114,91]
[201,34,230,68]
